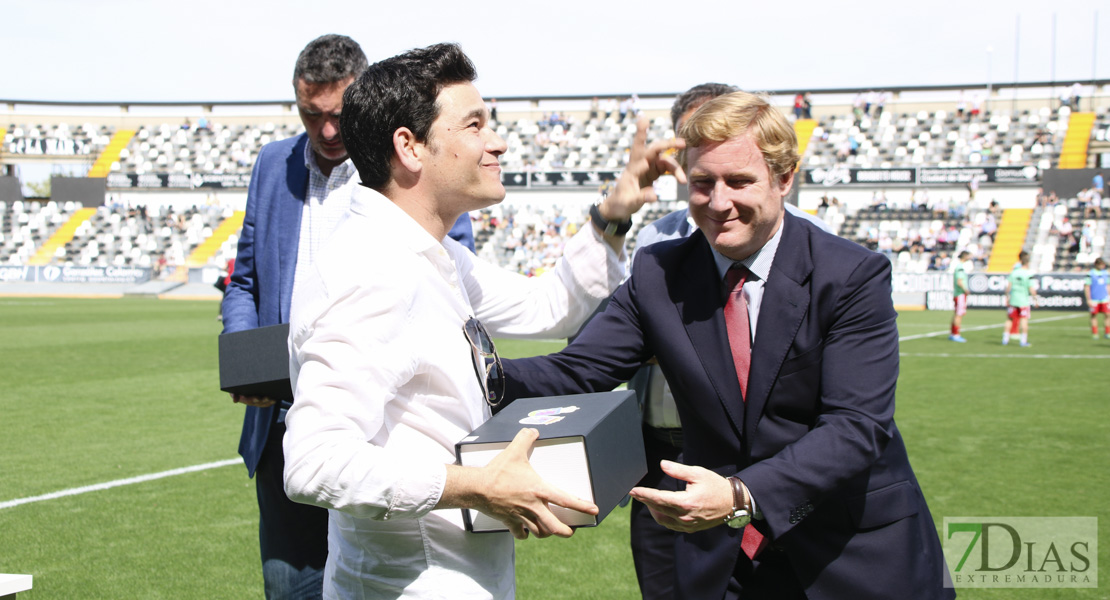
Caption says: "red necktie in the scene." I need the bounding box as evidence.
[724,265,751,400]
[724,265,767,560]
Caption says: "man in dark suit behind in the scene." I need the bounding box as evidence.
[502,91,953,599]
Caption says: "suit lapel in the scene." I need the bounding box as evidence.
[278,134,309,321]
[676,232,746,436]
[744,214,812,443]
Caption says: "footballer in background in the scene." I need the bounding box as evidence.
[1002,251,1038,347]
[949,250,972,343]
[1085,257,1110,340]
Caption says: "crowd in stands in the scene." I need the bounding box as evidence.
[839,188,993,273]
[2,93,1109,276]
[0,197,236,275]
[9,93,1108,179]
[4,185,1108,279]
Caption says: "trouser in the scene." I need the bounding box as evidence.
[255,420,329,600]
[631,426,684,600]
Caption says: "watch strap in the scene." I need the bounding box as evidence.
[589,202,633,236]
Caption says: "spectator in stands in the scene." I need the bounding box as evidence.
[932,194,949,219]
[873,90,888,119]
[1087,185,1103,219]
[1068,83,1083,111]
[1077,187,1101,219]
[871,190,888,209]
[1093,171,1105,197]
[793,93,806,120]
[852,92,866,124]
[1057,215,1075,250]
[970,94,984,119]
[980,213,997,242]
[836,137,851,161]
[1081,220,1097,253]
[488,98,498,123]
[930,251,951,271]
[221,35,474,600]
[589,97,600,120]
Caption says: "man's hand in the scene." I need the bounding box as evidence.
[230,393,276,408]
[597,117,686,226]
[442,428,598,540]
[628,460,733,533]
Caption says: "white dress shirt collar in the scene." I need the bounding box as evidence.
[708,214,785,343]
[710,213,785,283]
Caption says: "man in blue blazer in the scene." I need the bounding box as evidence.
[502,92,952,599]
[222,35,475,599]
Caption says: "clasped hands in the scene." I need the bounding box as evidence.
[447,428,599,541]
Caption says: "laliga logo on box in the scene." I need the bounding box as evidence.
[519,406,579,426]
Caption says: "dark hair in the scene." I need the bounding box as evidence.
[292,34,368,86]
[670,83,739,132]
[341,43,477,191]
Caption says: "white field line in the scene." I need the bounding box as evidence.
[901,352,1110,359]
[0,458,241,510]
[0,313,1092,510]
[898,313,1084,341]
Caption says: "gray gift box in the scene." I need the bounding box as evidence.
[455,390,646,533]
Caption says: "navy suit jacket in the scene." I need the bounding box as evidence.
[222,133,475,476]
[503,213,952,599]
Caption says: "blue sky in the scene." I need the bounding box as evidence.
[4,0,1108,103]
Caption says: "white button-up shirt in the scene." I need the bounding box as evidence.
[284,185,626,599]
[290,143,358,312]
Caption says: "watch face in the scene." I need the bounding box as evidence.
[726,511,751,529]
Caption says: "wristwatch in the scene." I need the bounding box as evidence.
[724,476,752,529]
[589,202,633,237]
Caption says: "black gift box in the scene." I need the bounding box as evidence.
[455,390,646,533]
[218,323,292,399]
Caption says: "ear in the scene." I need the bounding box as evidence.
[777,168,795,199]
[392,127,423,175]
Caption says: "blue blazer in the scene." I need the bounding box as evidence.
[222,133,475,476]
[503,213,952,599]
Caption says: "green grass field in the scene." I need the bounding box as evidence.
[0,297,1106,598]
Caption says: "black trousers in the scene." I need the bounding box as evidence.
[630,426,684,600]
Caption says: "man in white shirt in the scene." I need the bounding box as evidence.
[282,43,682,599]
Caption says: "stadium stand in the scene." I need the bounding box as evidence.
[2,86,1109,285]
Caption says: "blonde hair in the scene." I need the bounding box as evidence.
[678,91,799,181]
